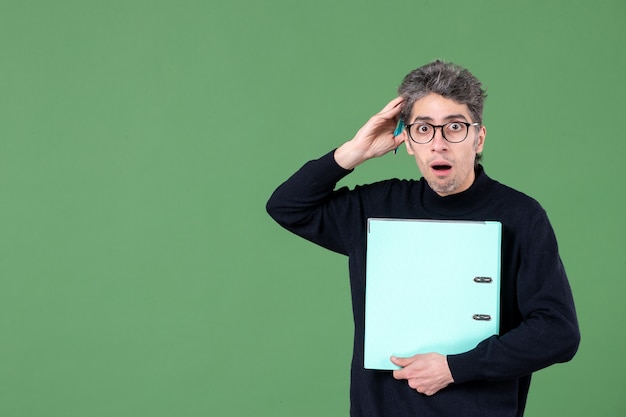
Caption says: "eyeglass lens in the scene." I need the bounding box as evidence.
[409,122,469,143]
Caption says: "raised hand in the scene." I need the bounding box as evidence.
[334,97,406,170]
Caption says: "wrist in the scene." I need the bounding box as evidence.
[334,141,369,170]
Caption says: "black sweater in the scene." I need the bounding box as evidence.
[266,151,580,417]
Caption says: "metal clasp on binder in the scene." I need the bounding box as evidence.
[472,277,493,321]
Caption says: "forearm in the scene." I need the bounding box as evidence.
[334,139,381,170]
[448,213,580,383]
[447,310,579,383]
[266,150,353,254]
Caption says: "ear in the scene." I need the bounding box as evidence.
[475,125,486,153]
[404,132,415,155]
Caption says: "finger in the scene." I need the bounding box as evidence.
[393,368,410,381]
[392,140,405,155]
[380,96,405,114]
[390,355,411,367]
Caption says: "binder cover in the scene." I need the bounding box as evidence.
[364,218,502,370]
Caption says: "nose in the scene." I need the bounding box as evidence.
[431,126,448,151]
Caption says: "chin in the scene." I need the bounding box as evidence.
[429,180,459,196]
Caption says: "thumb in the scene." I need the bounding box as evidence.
[390,355,413,367]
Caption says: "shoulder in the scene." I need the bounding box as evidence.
[483,177,560,245]
[486,176,545,215]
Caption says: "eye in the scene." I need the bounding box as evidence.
[416,124,431,134]
[447,122,464,132]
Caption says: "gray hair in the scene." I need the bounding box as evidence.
[398,60,487,125]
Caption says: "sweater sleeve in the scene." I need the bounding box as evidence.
[447,210,580,383]
[266,150,359,256]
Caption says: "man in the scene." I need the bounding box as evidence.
[266,60,579,416]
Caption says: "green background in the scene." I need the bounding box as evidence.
[1,0,624,415]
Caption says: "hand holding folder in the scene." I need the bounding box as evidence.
[364,219,502,370]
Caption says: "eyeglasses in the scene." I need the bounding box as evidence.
[406,121,480,144]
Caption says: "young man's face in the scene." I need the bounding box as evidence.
[404,93,486,196]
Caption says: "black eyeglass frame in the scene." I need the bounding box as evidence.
[405,121,480,144]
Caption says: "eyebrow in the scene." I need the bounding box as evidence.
[411,114,469,123]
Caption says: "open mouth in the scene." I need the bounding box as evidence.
[432,164,452,171]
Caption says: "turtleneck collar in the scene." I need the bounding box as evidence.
[421,165,496,217]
